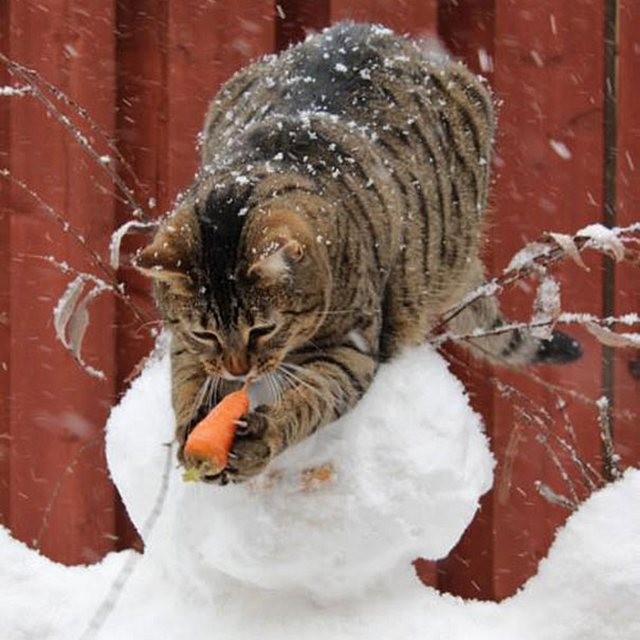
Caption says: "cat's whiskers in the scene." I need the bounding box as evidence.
[209,375,222,407]
[283,361,348,408]
[189,377,212,421]
[264,371,279,405]
[277,362,330,407]
[276,364,325,424]
[271,369,288,402]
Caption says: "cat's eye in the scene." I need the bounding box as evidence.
[248,323,277,343]
[190,330,221,346]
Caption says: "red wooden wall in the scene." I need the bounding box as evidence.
[1,0,638,601]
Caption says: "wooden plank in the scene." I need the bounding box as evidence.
[615,0,640,468]
[330,0,437,36]
[6,1,118,564]
[436,0,498,600]
[482,0,605,599]
[438,0,609,600]
[0,0,11,528]
[165,0,275,201]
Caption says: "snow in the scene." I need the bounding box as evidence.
[549,139,572,160]
[505,241,552,272]
[1,341,639,640]
[107,341,494,599]
[577,223,626,261]
[0,84,32,96]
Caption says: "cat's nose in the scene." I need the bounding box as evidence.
[224,353,250,377]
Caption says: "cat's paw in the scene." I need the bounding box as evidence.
[200,409,280,485]
[227,410,277,482]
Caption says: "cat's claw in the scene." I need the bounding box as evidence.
[234,411,268,438]
[233,419,250,436]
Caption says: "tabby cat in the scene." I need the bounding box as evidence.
[136,23,580,483]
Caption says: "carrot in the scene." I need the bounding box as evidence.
[183,387,250,477]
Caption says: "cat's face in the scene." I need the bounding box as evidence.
[136,196,330,382]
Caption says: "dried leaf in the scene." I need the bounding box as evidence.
[577,224,626,262]
[531,277,561,339]
[53,275,109,379]
[66,291,92,359]
[53,276,86,348]
[109,220,158,270]
[548,232,590,271]
[586,323,640,348]
[505,241,551,273]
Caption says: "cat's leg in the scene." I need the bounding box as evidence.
[222,339,378,483]
[447,259,582,365]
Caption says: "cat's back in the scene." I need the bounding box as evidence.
[201,22,492,163]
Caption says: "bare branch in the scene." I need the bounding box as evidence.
[433,312,640,348]
[77,443,174,640]
[0,57,148,199]
[34,436,102,549]
[0,84,32,96]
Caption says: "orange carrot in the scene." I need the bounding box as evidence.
[184,388,250,474]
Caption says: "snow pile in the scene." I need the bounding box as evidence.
[107,342,494,599]
[1,342,639,640]
[0,526,131,639]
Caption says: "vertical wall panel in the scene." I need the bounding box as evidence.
[485,0,605,599]
[5,1,118,563]
[0,0,11,528]
[165,0,275,201]
[615,0,640,467]
[114,0,169,552]
[436,0,497,599]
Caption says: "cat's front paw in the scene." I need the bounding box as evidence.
[228,410,280,482]
[201,409,282,485]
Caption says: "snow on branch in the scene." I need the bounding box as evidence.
[0,84,32,96]
[432,312,640,349]
[436,221,640,347]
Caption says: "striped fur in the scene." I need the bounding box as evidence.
[137,23,579,482]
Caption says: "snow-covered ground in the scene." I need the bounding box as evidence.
[1,342,639,640]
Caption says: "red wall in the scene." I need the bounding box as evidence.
[1,0,638,600]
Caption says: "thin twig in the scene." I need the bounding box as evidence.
[34,436,103,549]
[536,482,577,511]
[77,443,174,640]
[0,56,148,199]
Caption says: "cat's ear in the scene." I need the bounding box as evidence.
[134,206,198,283]
[247,235,304,283]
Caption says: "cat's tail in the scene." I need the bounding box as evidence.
[445,264,582,366]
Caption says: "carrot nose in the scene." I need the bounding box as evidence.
[225,353,249,377]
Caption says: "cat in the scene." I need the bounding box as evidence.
[135,22,581,483]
